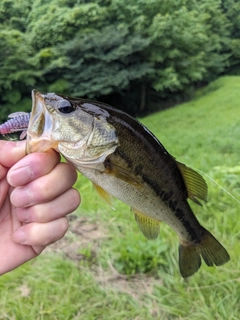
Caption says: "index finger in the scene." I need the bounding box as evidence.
[8,149,61,187]
[0,140,26,168]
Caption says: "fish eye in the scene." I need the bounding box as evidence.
[58,100,75,114]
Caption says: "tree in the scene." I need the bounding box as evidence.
[0,28,39,104]
[27,0,108,50]
[221,0,240,73]
[0,0,33,31]
[0,0,235,116]
[46,26,151,93]
[110,0,230,93]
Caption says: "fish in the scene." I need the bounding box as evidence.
[1,89,230,278]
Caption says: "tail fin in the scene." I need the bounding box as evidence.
[179,228,230,278]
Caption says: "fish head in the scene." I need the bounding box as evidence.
[26,90,118,166]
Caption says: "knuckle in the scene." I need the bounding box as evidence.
[34,180,51,201]
[29,218,69,246]
[58,218,69,237]
[68,189,81,210]
[30,206,45,222]
[60,162,78,185]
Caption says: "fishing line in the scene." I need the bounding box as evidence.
[194,167,240,205]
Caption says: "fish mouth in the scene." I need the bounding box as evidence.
[26,90,58,154]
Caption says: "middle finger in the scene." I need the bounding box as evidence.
[15,188,80,223]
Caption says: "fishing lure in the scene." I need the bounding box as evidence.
[0,112,30,139]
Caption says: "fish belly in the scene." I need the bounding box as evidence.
[77,165,190,236]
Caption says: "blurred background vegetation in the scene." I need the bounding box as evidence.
[1,0,240,121]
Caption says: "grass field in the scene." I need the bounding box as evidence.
[1,76,240,319]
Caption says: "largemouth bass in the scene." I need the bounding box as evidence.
[2,90,230,278]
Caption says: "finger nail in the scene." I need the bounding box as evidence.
[13,229,27,244]
[11,187,32,207]
[8,165,34,186]
[16,140,26,148]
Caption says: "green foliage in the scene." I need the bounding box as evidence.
[0,28,39,105]
[113,234,169,275]
[0,97,31,123]
[49,78,69,93]
[221,0,240,72]
[0,0,239,114]
[148,0,229,91]
[27,0,107,50]
[46,25,152,99]
[0,0,33,31]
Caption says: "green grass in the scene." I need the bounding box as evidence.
[1,76,240,319]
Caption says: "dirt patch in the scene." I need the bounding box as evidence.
[94,261,162,301]
[44,215,161,304]
[44,215,108,262]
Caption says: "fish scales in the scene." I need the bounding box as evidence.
[106,109,202,240]
[0,90,230,278]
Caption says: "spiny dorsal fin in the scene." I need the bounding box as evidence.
[93,183,114,208]
[176,161,208,205]
[133,208,160,240]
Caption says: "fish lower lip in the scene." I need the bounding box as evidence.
[26,139,58,154]
[26,90,56,154]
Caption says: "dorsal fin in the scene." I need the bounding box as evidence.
[133,208,160,240]
[176,161,208,205]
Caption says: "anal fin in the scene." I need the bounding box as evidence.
[133,208,160,240]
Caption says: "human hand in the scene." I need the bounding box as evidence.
[0,140,80,275]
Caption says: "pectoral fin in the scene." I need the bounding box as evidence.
[104,160,142,187]
[176,161,208,205]
[133,209,160,240]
